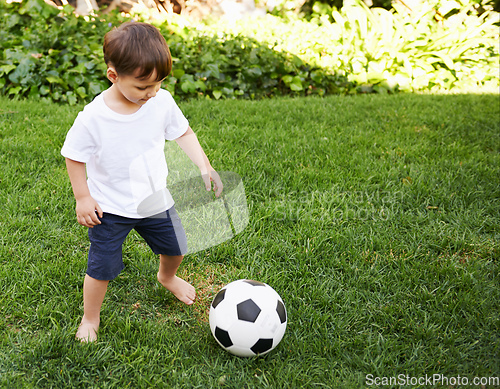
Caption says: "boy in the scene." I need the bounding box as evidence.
[61,21,222,342]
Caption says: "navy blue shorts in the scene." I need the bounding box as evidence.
[87,206,188,280]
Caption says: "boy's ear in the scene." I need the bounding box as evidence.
[106,67,119,83]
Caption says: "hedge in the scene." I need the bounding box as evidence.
[0,0,498,104]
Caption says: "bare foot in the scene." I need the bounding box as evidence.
[76,317,99,343]
[157,273,196,305]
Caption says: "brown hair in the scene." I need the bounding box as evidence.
[103,21,172,81]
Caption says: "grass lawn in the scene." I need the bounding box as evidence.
[0,92,498,388]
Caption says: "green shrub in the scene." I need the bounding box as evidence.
[0,0,349,104]
[0,0,498,105]
[0,0,118,104]
[161,30,349,99]
[208,0,499,93]
[332,0,500,93]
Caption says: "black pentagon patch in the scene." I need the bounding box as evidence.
[212,289,226,309]
[237,299,261,322]
[243,279,266,287]
[214,327,233,348]
[276,300,286,324]
[250,338,273,354]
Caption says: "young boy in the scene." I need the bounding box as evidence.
[61,21,222,342]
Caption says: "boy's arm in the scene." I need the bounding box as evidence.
[65,158,103,228]
[175,127,223,197]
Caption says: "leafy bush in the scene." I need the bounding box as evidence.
[158,26,350,99]
[0,0,116,104]
[0,0,498,104]
[332,0,500,92]
[208,0,499,93]
[0,0,348,104]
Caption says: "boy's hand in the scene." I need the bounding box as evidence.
[202,170,223,197]
[175,128,223,197]
[75,196,103,228]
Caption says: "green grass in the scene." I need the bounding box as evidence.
[0,92,499,388]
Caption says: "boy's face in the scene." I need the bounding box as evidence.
[107,68,163,106]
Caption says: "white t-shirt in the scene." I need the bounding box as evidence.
[61,89,189,218]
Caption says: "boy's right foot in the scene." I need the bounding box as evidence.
[76,318,99,343]
[157,273,196,305]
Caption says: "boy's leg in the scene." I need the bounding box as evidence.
[76,274,109,342]
[157,254,196,305]
[80,213,131,342]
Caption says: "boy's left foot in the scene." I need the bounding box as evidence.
[157,273,196,305]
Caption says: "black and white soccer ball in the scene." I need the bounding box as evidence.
[209,279,287,357]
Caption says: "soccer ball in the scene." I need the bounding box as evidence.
[209,279,287,357]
